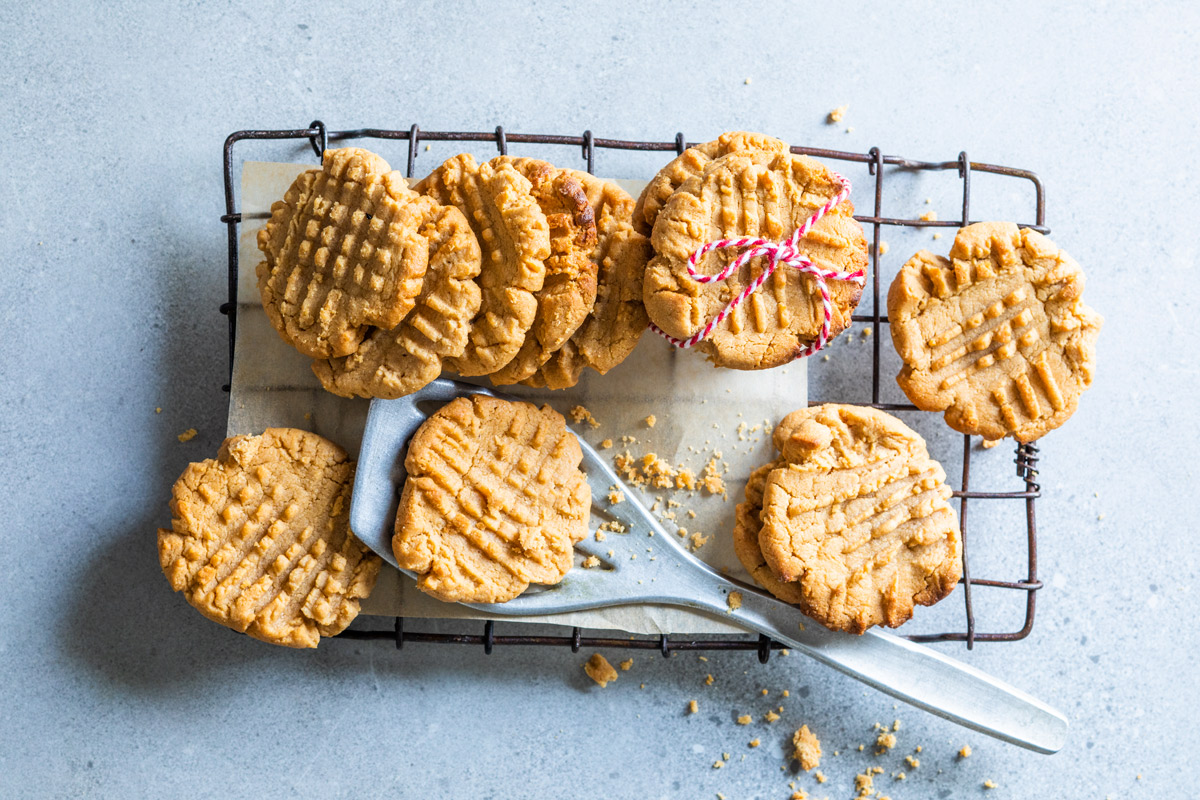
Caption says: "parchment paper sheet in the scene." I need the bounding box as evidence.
[228,161,807,634]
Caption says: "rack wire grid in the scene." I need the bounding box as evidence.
[220,121,1045,660]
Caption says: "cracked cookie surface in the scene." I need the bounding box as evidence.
[256,148,430,358]
[394,395,590,603]
[889,222,1102,442]
[755,405,961,634]
[526,170,650,389]
[486,158,598,384]
[643,150,868,369]
[311,202,482,398]
[157,428,381,648]
[416,154,550,377]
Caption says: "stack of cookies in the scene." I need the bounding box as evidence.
[733,404,963,634]
[637,132,870,369]
[256,147,652,399]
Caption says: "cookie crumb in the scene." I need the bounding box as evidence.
[862,326,873,338]
[854,772,873,797]
[619,658,633,671]
[582,555,600,569]
[594,530,606,542]
[828,105,848,123]
[981,438,1001,449]
[727,591,743,611]
[155,407,162,414]
[177,428,197,443]
[791,725,822,770]
[814,771,826,784]
[599,438,613,449]
[712,760,725,769]
[644,414,656,428]
[584,654,617,687]
[688,700,699,714]
[904,755,919,769]
[760,688,768,696]
[737,714,752,725]
[983,779,997,790]
[689,531,710,552]
[764,710,780,723]
[958,745,972,759]
[676,469,697,490]
[892,719,901,731]
[896,771,906,781]
[569,405,600,428]
[878,241,889,255]
[919,210,938,222]
[705,674,715,686]
[790,793,807,800]
[744,77,752,85]
[607,488,625,505]
[782,689,789,697]
[875,731,897,753]
[932,232,943,240]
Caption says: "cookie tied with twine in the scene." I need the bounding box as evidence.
[644,149,868,369]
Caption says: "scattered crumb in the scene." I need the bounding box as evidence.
[154,407,162,414]
[608,488,625,505]
[854,772,873,797]
[701,456,726,496]
[582,555,601,569]
[981,438,1001,449]
[904,755,919,769]
[712,760,725,769]
[689,531,710,552]
[594,530,606,542]
[640,683,645,689]
[705,674,715,686]
[698,656,708,662]
[782,689,790,697]
[876,731,897,753]
[790,793,807,800]
[765,710,780,723]
[748,738,760,748]
[676,469,697,490]
[744,77,752,85]
[303,412,312,421]
[584,654,617,687]
[737,715,752,725]
[983,780,997,790]
[760,689,768,696]
[688,700,699,714]
[958,745,972,759]
[791,725,822,770]
[568,405,600,428]
[892,720,901,731]
[828,104,848,123]
[727,591,743,611]
[862,326,873,338]
[932,232,942,240]
[599,438,613,449]
[919,210,938,222]
[878,241,889,255]
[914,745,922,753]
[177,428,197,443]
[424,143,431,151]
[814,771,826,784]
[858,744,865,752]
[896,772,906,781]
[845,127,854,134]
[687,509,697,519]
[822,354,830,361]
[925,197,932,204]
[619,658,633,671]
[644,414,656,428]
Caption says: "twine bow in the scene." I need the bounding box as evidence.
[650,172,864,358]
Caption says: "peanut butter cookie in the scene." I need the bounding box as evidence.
[415,154,550,376]
[633,131,790,235]
[889,222,1102,442]
[526,171,651,389]
[256,148,431,358]
[486,158,598,384]
[643,150,868,369]
[311,202,483,398]
[756,405,961,634]
[157,428,381,648]
[393,395,591,603]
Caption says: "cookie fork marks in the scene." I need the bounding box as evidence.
[649,172,863,357]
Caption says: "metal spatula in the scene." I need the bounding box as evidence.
[350,378,1068,754]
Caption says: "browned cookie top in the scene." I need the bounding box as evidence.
[157,428,381,648]
[888,222,1102,442]
[486,157,598,385]
[416,154,550,377]
[633,131,790,235]
[756,405,961,634]
[643,150,868,369]
[393,395,591,603]
[256,148,431,358]
[527,170,651,390]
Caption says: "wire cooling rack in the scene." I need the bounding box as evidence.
[220,121,1045,658]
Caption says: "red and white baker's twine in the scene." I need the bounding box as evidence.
[649,172,864,358]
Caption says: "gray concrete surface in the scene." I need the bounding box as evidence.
[1,1,1193,797]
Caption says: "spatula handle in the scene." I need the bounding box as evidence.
[722,587,1068,754]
